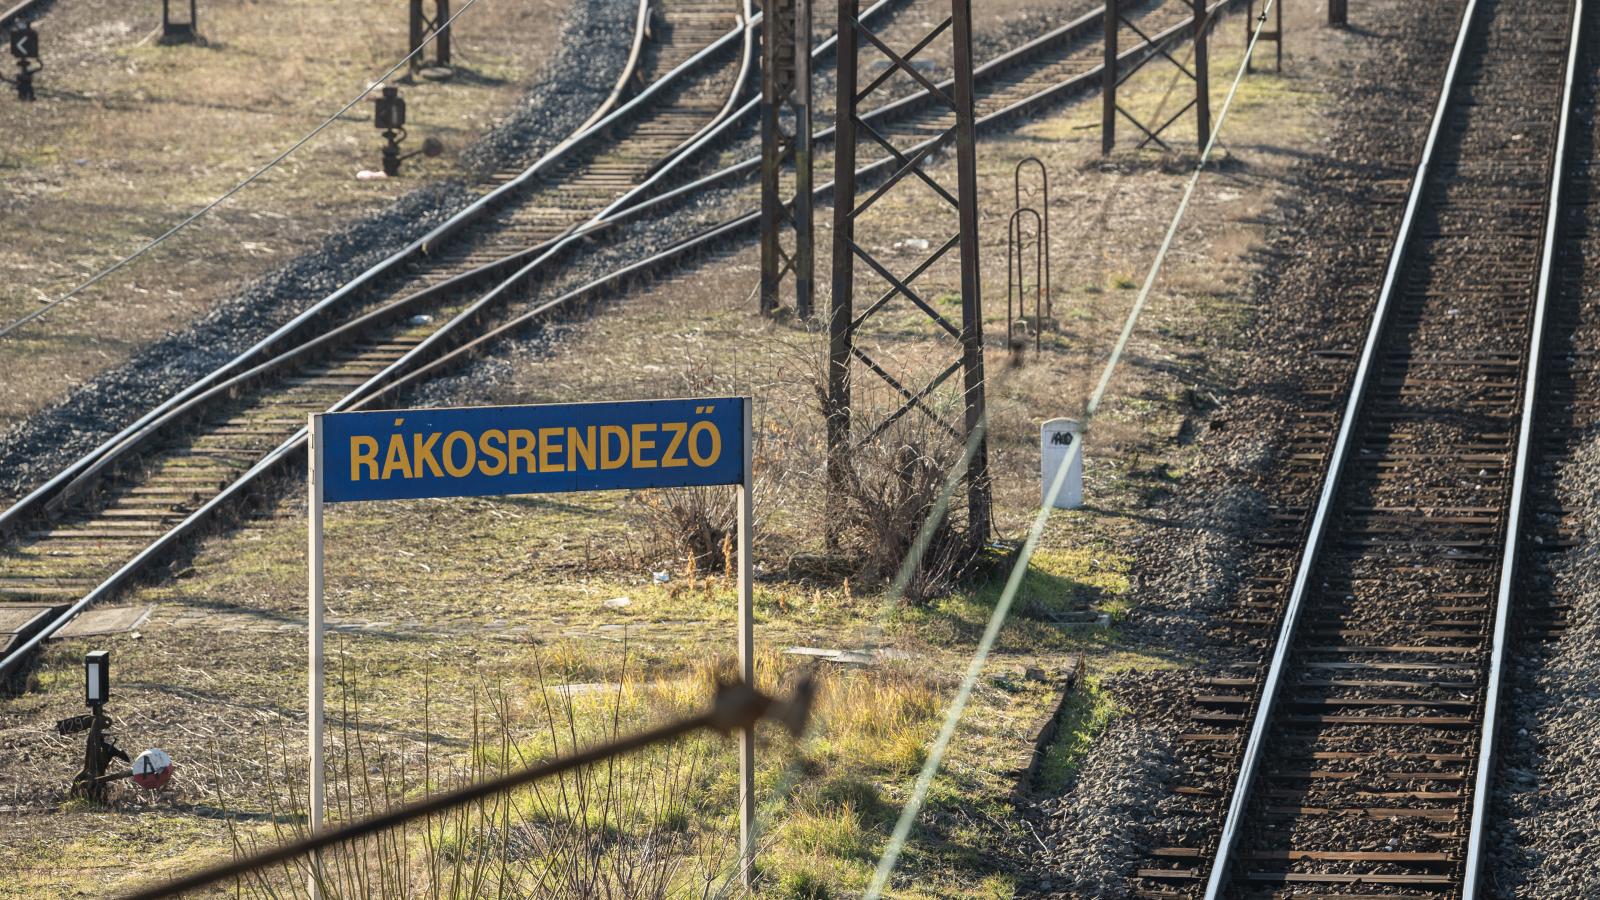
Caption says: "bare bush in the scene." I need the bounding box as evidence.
[833,431,980,606]
[635,486,737,574]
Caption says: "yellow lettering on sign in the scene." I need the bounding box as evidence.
[600,425,628,470]
[442,431,475,477]
[631,423,657,469]
[569,426,597,471]
[509,429,537,475]
[539,427,565,473]
[689,421,721,467]
[660,422,689,468]
[350,436,379,482]
[478,429,508,476]
[412,432,444,478]
[381,433,412,480]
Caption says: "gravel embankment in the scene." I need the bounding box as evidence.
[1025,672,1195,899]
[1492,432,1600,898]
[0,0,634,502]
[1488,14,1600,892]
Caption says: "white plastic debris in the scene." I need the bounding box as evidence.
[604,597,631,609]
[408,314,434,325]
[356,169,389,180]
[652,571,670,583]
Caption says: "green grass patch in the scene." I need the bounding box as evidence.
[1035,676,1122,793]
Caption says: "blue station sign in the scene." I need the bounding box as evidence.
[320,398,746,503]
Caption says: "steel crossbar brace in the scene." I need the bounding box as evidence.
[0,1,1223,683]
[408,0,452,75]
[1103,0,1212,153]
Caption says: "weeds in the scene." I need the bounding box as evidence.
[217,652,735,898]
[832,434,980,605]
[635,486,738,574]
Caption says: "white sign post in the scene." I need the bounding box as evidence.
[307,415,326,899]
[306,398,755,891]
[735,399,755,889]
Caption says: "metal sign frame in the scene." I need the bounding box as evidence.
[306,397,757,886]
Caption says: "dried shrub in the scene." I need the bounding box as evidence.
[635,486,738,574]
[833,434,980,606]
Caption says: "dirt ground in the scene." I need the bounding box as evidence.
[0,2,1377,896]
[0,0,569,433]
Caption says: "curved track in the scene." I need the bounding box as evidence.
[0,0,752,670]
[1132,0,1584,896]
[0,0,1233,681]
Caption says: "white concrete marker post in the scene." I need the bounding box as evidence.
[736,399,756,889]
[307,413,326,900]
[1041,418,1084,509]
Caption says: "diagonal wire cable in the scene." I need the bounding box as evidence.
[0,0,486,342]
[865,5,1280,894]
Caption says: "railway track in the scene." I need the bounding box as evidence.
[0,0,753,666]
[0,0,1231,681]
[384,0,1230,382]
[1132,0,1584,896]
[0,0,45,30]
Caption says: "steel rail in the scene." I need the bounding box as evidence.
[573,0,904,222]
[0,0,501,343]
[1461,1,1584,895]
[1199,1,1489,895]
[34,0,770,516]
[665,0,760,168]
[0,0,1218,679]
[10,0,898,531]
[0,0,716,540]
[576,0,1213,247]
[0,0,760,679]
[355,2,1232,406]
[602,0,1116,223]
[415,10,748,256]
[572,0,656,136]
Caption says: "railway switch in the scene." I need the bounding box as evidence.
[8,19,39,102]
[372,86,441,177]
[57,650,175,802]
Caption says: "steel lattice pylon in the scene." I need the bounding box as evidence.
[1102,0,1213,154]
[827,0,991,543]
[409,0,453,77]
[760,0,816,318]
[1245,0,1283,72]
